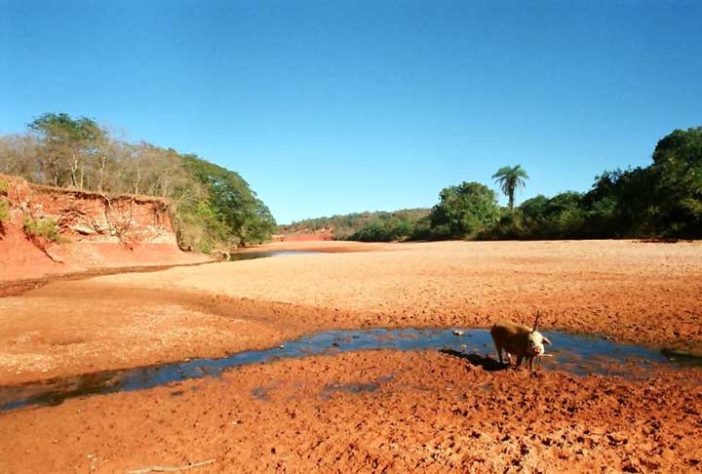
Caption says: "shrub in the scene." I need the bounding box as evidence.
[0,199,8,222]
[0,199,8,236]
[429,181,501,238]
[23,217,60,242]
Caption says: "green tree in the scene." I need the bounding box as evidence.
[492,165,529,212]
[649,127,702,236]
[517,192,587,238]
[429,181,500,238]
[29,113,106,189]
[3,112,279,252]
[285,208,430,240]
[583,168,657,237]
[182,155,276,246]
[348,213,415,242]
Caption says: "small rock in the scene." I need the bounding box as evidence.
[453,330,464,336]
[71,223,96,235]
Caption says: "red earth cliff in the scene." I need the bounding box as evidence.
[0,174,207,281]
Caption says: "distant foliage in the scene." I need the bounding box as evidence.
[290,126,702,242]
[492,165,529,212]
[483,126,702,240]
[0,113,276,252]
[283,208,430,241]
[348,212,427,242]
[429,182,500,238]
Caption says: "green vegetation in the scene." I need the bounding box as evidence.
[283,208,430,241]
[0,113,276,252]
[291,126,702,242]
[498,126,702,240]
[501,192,588,239]
[483,126,702,240]
[492,165,529,212]
[0,198,9,222]
[429,182,500,238]
[179,156,276,251]
[23,217,60,242]
[348,210,430,242]
[0,178,8,195]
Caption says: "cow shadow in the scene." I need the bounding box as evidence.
[439,349,507,372]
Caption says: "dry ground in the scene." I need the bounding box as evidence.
[1,240,702,472]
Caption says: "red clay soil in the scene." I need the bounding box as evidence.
[0,173,209,282]
[0,232,208,282]
[1,351,701,473]
[1,240,702,473]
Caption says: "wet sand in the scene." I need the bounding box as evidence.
[1,240,702,472]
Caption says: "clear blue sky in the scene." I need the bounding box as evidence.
[1,1,700,224]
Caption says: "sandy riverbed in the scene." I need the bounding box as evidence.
[1,240,701,472]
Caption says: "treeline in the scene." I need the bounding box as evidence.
[483,126,702,240]
[0,113,276,252]
[293,126,702,242]
[281,208,430,241]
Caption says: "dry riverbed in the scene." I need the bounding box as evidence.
[1,240,701,472]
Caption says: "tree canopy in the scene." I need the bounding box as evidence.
[289,126,702,242]
[0,113,277,252]
[282,209,430,241]
[492,165,529,211]
[28,113,107,189]
[429,182,500,237]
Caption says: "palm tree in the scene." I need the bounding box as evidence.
[492,165,529,212]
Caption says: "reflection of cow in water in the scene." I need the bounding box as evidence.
[491,313,551,370]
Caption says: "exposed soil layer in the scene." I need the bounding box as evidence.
[1,351,701,473]
[1,240,702,472]
[0,173,208,282]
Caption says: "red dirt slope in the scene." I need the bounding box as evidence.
[0,174,207,281]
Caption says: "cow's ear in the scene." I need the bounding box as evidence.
[542,337,552,345]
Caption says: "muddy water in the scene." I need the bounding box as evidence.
[1,328,699,412]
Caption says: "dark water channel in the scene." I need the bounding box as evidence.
[1,328,700,412]
[228,250,324,261]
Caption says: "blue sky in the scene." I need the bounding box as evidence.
[1,1,700,224]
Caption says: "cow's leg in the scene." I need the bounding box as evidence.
[495,343,504,364]
[515,355,523,368]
